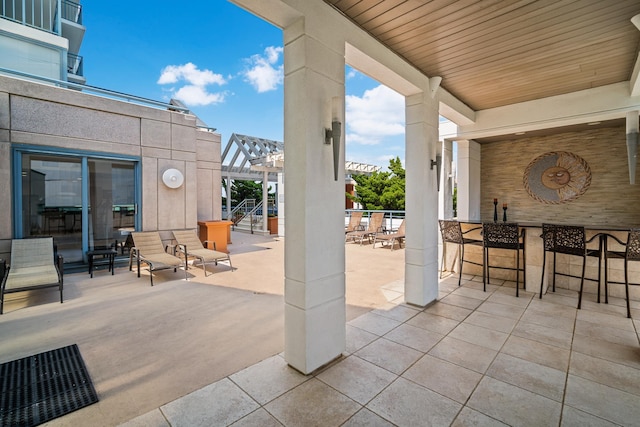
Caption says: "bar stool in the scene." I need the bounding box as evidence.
[603,229,640,318]
[482,222,526,296]
[540,224,602,308]
[438,220,483,286]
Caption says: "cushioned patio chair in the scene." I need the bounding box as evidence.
[129,231,186,286]
[0,237,63,314]
[346,212,385,245]
[372,219,405,250]
[172,230,233,276]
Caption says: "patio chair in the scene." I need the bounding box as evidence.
[602,229,640,318]
[345,211,364,235]
[539,224,602,308]
[172,230,233,276]
[372,219,405,250]
[438,220,483,287]
[482,222,526,296]
[346,212,385,245]
[129,231,186,286]
[0,237,63,314]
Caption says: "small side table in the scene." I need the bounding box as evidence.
[87,249,117,278]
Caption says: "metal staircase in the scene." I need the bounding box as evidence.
[230,199,276,234]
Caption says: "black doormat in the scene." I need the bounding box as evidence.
[0,344,98,427]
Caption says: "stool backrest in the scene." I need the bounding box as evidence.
[439,220,463,244]
[553,225,586,256]
[482,222,520,249]
[627,229,640,261]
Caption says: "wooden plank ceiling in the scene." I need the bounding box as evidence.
[323,0,640,111]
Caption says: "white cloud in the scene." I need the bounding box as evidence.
[243,46,283,92]
[157,62,227,106]
[173,85,225,106]
[345,85,404,146]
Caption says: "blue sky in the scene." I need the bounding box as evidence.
[81,1,406,170]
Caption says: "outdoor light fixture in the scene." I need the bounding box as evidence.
[431,154,442,191]
[325,120,342,181]
[162,168,184,189]
[429,76,442,98]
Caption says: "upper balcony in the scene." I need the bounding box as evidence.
[1,0,85,54]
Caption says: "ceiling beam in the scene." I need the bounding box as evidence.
[454,82,640,140]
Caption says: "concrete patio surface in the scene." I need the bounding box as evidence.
[2,231,640,426]
[0,231,405,426]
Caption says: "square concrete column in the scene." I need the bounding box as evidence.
[283,23,346,374]
[456,139,481,221]
[404,92,440,306]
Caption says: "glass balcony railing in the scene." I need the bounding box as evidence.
[67,52,82,76]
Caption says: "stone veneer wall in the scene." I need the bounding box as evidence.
[475,125,640,298]
[480,125,640,226]
[0,75,221,258]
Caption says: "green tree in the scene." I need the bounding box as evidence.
[347,157,405,210]
[228,180,274,205]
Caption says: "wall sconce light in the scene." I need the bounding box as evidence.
[162,168,184,189]
[431,154,442,191]
[325,120,342,181]
[429,76,442,98]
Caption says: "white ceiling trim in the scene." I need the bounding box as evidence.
[453,82,640,140]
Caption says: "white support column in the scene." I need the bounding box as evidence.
[283,19,346,374]
[277,172,285,237]
[262,170,269,234]
[456,139,481,221]
[226,175,232,220]
[404,92,440,306]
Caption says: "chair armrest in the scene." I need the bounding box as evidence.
[0,259,6,281]
[602,233,626,246]
[585,233,601,244]
[462,226,482,234]
[203,240,218,251]
[56,255,64,283]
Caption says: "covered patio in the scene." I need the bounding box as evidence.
[224,0,640,376]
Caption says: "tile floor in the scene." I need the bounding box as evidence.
[120,275,640,427]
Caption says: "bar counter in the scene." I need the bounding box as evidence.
[449,221,638,299]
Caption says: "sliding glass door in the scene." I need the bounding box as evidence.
[17,149,139,266]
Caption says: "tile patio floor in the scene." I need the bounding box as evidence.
[120,274,640,427]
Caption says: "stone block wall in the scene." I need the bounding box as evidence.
[0,75,222,258]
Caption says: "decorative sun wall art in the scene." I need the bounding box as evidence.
[523,151,592,204]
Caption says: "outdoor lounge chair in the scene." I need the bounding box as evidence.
[345,211,364,235]
[129,231,186,286]
[372,219,405,250]
[346,212,385,245]
[0,237,63,314]
[172,230,233,276]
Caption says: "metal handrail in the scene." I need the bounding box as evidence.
[0,67,190,113]
[346,209,406,232]
[61,0,81,24]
